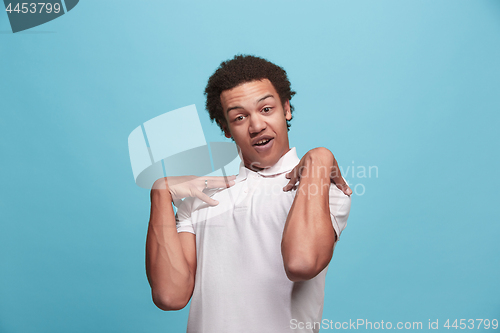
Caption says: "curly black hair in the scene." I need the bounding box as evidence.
[204,54,296,135]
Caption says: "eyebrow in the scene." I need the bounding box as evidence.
[225,94,275,115]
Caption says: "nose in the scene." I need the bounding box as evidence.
[249,113,266,134]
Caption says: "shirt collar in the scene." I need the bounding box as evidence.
[235,147,300,181]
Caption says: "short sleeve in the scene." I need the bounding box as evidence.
[175,197,196,234]
[328,179,351,241]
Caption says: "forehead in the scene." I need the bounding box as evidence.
[220,79,280,110]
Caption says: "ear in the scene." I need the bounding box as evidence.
[283,100,292,121]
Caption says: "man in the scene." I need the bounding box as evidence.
[146,55,352,333]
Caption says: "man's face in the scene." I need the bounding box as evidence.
[220,79,292,171]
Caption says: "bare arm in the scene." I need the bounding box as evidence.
[146,178,196,311]
[145,175,236,310]
[281,147,339,282]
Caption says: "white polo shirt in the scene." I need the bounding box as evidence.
[175,147,351,333]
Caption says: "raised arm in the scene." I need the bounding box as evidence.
[146,178,196,311]
[146,175,236,310]
[281,147,348,282]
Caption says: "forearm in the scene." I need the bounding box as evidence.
[146,186,195,310]
[281,152,336,282]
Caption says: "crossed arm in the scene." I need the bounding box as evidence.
[146,176,235,310]
[145,149,350,310]
[146,182,197,310]
[281,147,350,282]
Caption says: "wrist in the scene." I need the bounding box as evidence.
[151,183,174,205]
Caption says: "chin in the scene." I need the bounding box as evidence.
[258,157,278,169]
[242,145,281,170]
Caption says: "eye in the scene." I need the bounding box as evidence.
[234,115,245,122]
[262,107,272,113]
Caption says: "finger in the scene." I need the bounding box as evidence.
[329,161,352,196]
[205,175,237,181]
[219,175,237,188]
[195,191,219,206]
[287,167,300,189]
[331,175,352,196]
[283,167,299,191]
[283,181,296,192]
[335,183,352,196]
[204,176,237,188]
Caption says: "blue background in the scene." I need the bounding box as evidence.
[1,0,499,332]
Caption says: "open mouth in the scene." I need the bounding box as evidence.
[253,138,273,146]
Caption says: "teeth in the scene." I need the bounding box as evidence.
[256,139,270,145]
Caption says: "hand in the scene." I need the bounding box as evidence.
[283,147,352,196]
[152,175,237,206]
